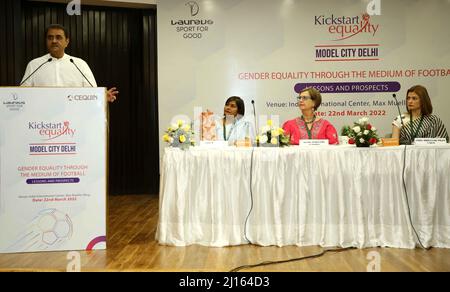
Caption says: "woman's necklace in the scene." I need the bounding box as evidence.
[223,119,235,141]
[301,115,316,124]
[301,115,316,139]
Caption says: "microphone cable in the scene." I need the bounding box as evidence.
[393,94,428,250]
[400,143,429,250]
[243,100,258,244]
[236,143,356,271]
[243,145,255,244]
[229,247,355,272]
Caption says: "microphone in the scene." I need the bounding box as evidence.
[70,58,94,87]
[392,93,404,127]
[20,58,52,86]
[251,100,258,145]
[393,93,412,145]
[252,99,259,147]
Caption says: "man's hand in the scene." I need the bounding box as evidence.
[107,87,119,103]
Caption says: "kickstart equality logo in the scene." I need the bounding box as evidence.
[314,13,380,41]
[29,120,76,141]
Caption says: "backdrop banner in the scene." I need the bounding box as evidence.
[157,0,450,151]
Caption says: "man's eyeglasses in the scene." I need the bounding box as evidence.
[296,96,312,101]
[47,35,65,41]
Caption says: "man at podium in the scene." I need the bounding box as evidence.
[20,24,118,103]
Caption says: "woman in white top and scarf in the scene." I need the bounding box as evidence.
[216,96,255,145]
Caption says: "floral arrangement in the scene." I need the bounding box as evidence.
[256,120,290,147]
[162,120,195,150]
[344,117,380,147]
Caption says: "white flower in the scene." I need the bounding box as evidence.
[270,137,278,145]
[171,123,179,131]
[359,138,365,143]
[353,126,361,133]
[259,135,268,144]
[358,117,369,124]
[261,126,271,134]
[168,137,174,144]
[372,127,377,131]
[363,130,369,135]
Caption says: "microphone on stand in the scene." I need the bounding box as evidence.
[70,58,94,87]
[244,100,258,244]
[251,100,258,145]
[393,96,427,249]
[20,58,52,86]
[392,93,404,127]
[393,93,410,144]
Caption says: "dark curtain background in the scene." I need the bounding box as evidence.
[0,0,159,195]
[0,0,23,84]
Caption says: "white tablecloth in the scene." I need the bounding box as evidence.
[156,145,450,248]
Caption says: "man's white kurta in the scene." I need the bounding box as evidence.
[21,53,97,87]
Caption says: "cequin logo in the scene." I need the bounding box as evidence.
[315,13,380,41]
[67,94,98,102]
[29,120,76,141]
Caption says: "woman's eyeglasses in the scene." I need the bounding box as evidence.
[296,96,312,101]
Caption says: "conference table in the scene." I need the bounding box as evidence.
[156,145,450,249]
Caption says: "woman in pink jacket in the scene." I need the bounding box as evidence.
[283,87,339,145]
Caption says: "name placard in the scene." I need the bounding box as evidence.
[414,138,448,146]
[299,139,329,147]
[199,141,229,148]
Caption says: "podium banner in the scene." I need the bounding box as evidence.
[0,87,107,253]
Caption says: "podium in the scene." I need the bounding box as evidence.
[0,87,107,253]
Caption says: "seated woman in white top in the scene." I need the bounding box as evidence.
[215,96,255,144]
[392,85,449,145]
